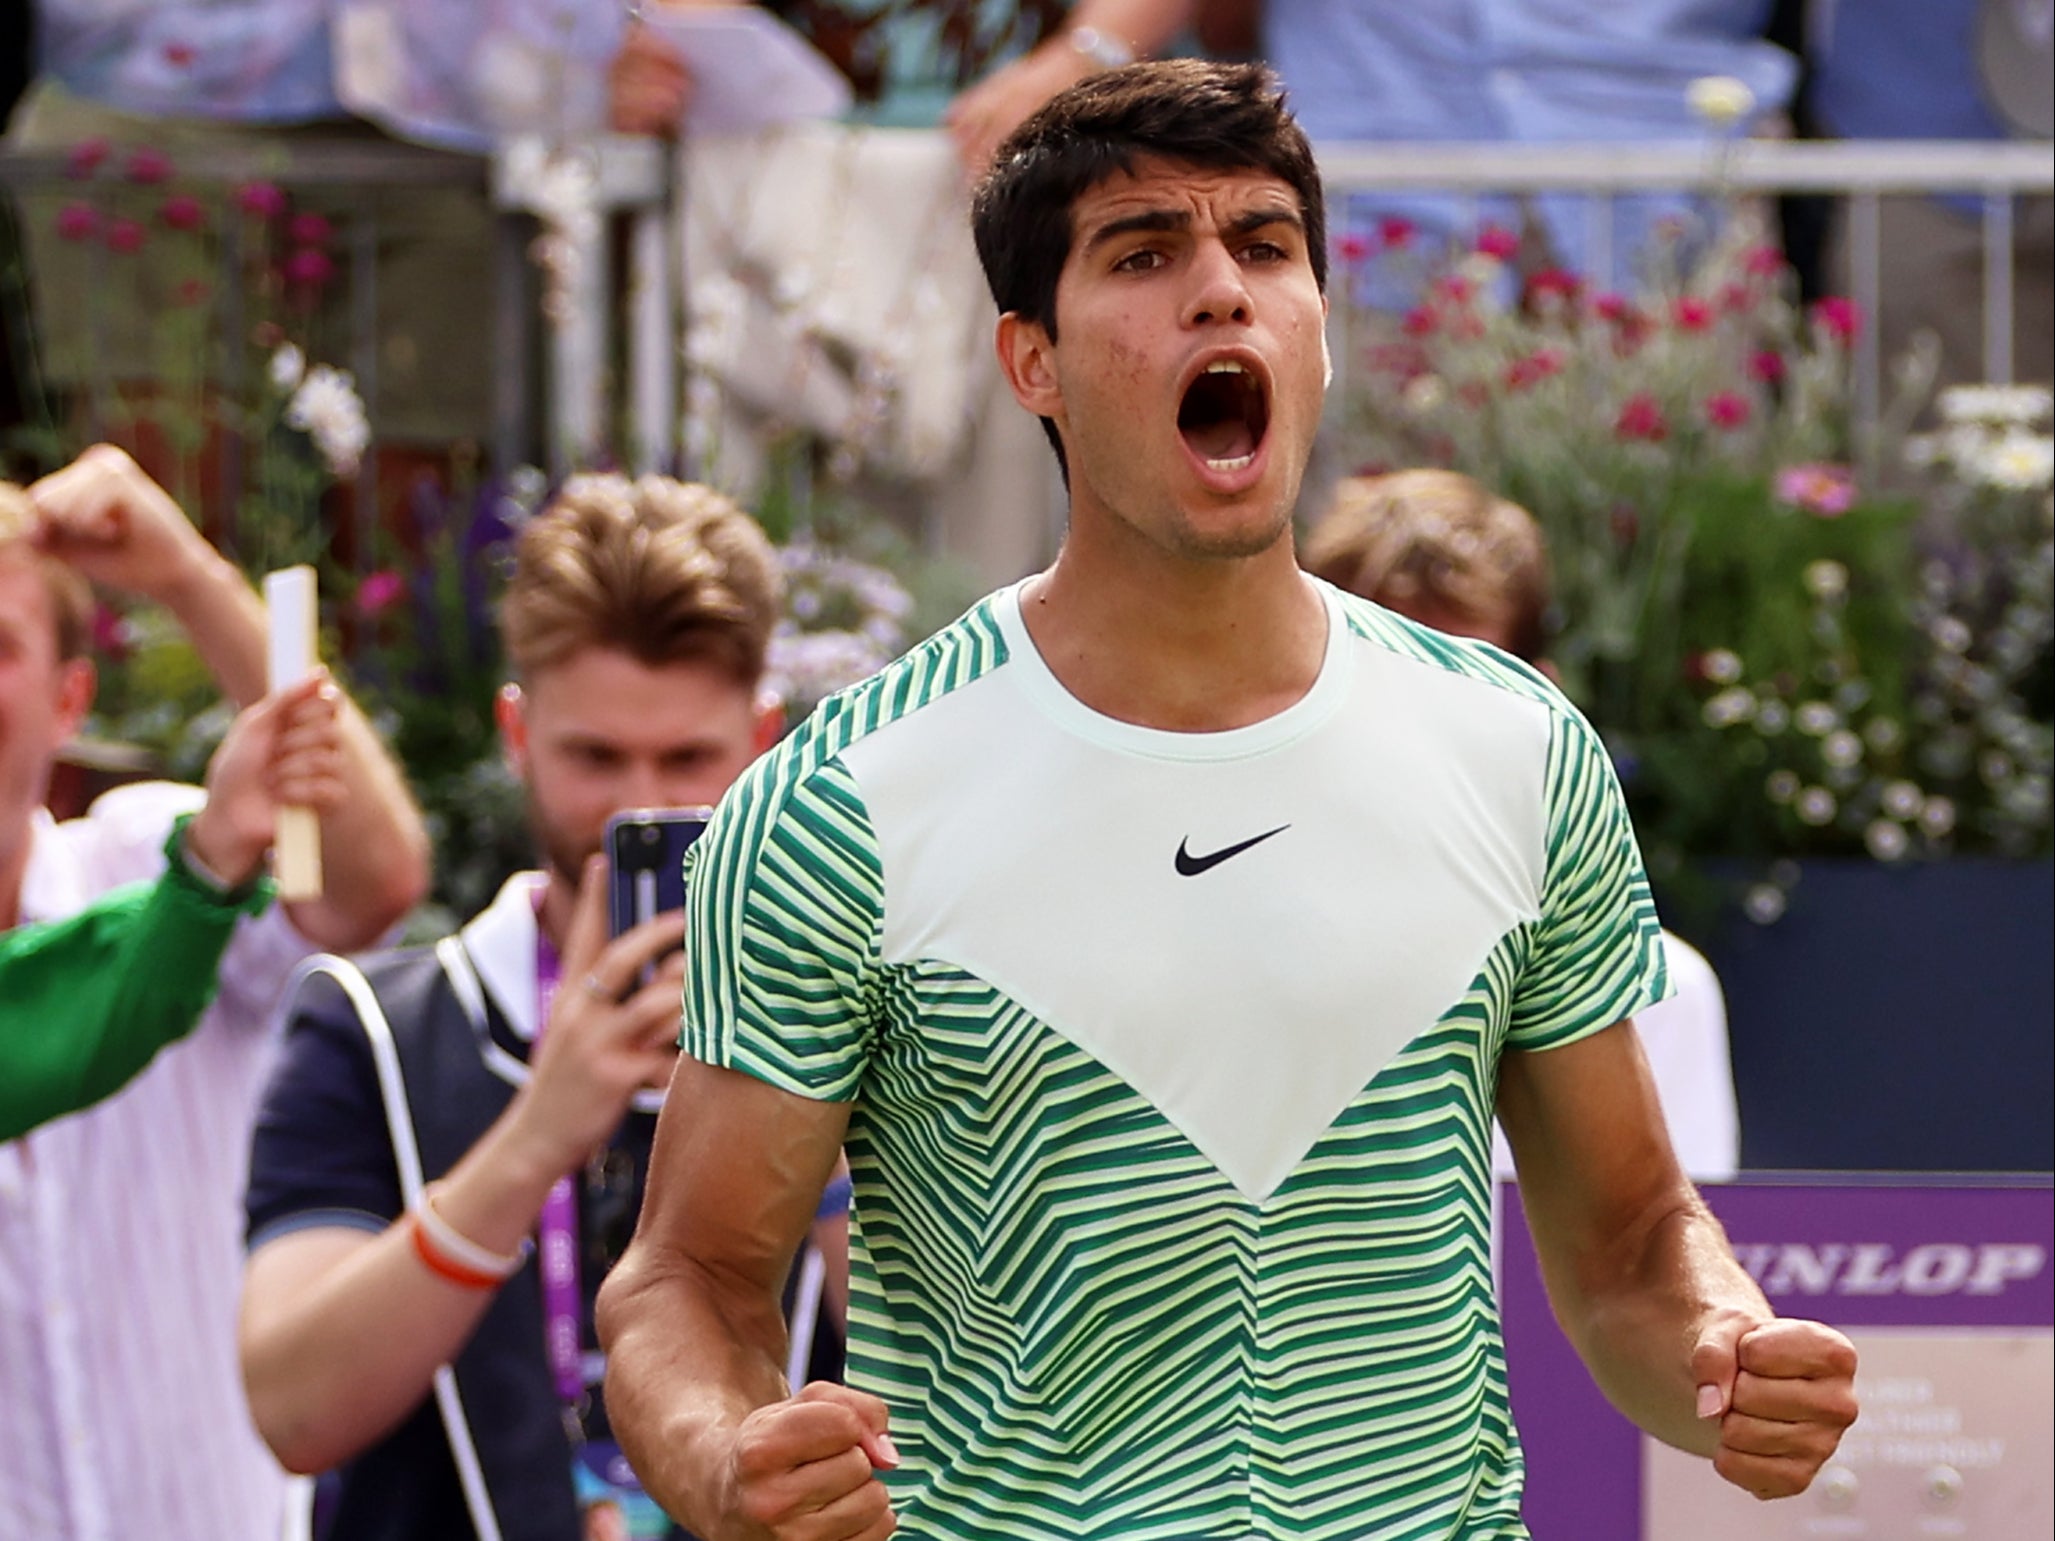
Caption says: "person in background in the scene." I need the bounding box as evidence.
[1301,466,1742,1181]
[946,0,1795,280]
[597,61,1851,1541]
[0,670,341,1140]
[0,443,430,1541]
[238,473,820,1541]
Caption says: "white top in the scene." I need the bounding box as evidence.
[0,784,312,1541]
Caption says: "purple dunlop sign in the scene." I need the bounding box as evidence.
[1497,1177,2055,1540]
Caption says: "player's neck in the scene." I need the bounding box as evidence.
[1020,541,1326,733]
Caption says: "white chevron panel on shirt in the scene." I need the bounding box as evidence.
[838,587,1553,1202]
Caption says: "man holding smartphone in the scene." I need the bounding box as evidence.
[597,61,1859,1541]
[237,474,787,1540]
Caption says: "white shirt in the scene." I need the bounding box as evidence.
[0,784,313,1541]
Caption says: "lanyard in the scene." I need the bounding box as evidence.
[532,920,590,1422]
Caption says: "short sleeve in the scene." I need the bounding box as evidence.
[680,753,884,1102]
[244,974,404,1248]
[1507,710,1671,1051]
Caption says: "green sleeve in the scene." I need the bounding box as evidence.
[0,816,273,1140]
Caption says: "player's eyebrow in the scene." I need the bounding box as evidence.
[1080,203,1304,257]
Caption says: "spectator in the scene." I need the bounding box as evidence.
[597,62,1853,1538]
[238,473,810,1541]
[0,670,342,1140]
[1302,467,1741,1180]
[947,0,1796,280]
[0,443,430,1541]
[1805,0,2053,390]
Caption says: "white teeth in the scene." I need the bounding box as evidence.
[1204,361,1247,375]
[1206,453,1256,472]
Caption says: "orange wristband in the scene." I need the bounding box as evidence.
[410,1213,510,1291]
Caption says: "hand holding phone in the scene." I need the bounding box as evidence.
[605,807,713,940]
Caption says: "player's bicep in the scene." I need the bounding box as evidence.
[1498,1019,1691,1288]
[640,1055,851,1300]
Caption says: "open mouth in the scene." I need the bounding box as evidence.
[1177,360,1270,472]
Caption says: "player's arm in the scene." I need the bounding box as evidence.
[596,1057,897,1541]
[1497,1020,1858,1498]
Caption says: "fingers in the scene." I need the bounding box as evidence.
[582,911,689,1006]
[1688,1313,1749,1420]
[728,1391,899,1539]
[1736,1319,1860,1383]
[795,1382,899,1469]
[557,855,614,985]
[266,673,345,812]
[1709,1319,1859,1501]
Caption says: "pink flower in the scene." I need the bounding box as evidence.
[54,202,100,242]
[1401,305,1439,337]
[1378,216,1417,250]
[1747,349,1787,384]
[355,570,406,618]
[1775,463,1857,517]
[1704,390,1751,430]
[288,211,334,247]
[1615,393,1670,442]
[1475,224,1520,260]
[90,605,134,661]
[104,217,147,255]
[1671,297,1715,332]
[1716,281,1753,315]
[1590,291,1630,323]
[125,147,174,185]
[159,194,206,233]
[1457,381,1491,410]
[163,40,195,68]
[173,277,210,308]
[1431,273,1473,305]
[284,247,337,289]
[1811,296,1863,342]
[235,181,289,221]
[1743,245,1785,278]
[1335,233,1372,265]
[65,138,111,179]
[1526,268,1581,303]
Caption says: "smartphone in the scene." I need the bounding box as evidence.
[605,807,713,940]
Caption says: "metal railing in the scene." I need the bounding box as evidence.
[5,132,2049,551]
[1313,138,2055,437]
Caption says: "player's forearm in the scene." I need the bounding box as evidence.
[156,550,271,706]
[282,693,430,949]
[597,1244,794,1534]
[1548,1192,1771,1456]
[242,1105,569,1472]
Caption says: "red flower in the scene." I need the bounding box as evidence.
[173,277,210,308]
[65,138,111,179]
[1747,349,1787,384]
[1590,291,1631,323]
[54,202,100,242]
[1743,244,1785,278]
[124,147,174,185]
[1811,296,1863,342]
[355,570,407,618]
[1704,390,1752,430]
[1401,305,1439,337]
[1526,267,1582,303]
[235,181,289,221]
[105,217,147,255]
[1475,224,1520,260]
[1671,296,1715,332]
[159,194,206,233]
[288,211,334,247]
[1716,281,1753,315]
[1431,273,1473,305]
[1335,233,1372,265]
[283,247,337,289]
[1615,393,1669,442]
[163,41,196,68]
[1378,216,1417,250]
[90,605,133,662]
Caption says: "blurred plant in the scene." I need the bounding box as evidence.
[1328,215,2052,890]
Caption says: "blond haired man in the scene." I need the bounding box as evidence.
[238,474,785,1541]
[0,447,429,1541]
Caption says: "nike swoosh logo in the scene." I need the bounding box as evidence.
[1175,824,1291,877]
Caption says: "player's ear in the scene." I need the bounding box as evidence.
[996,311,1063,422]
